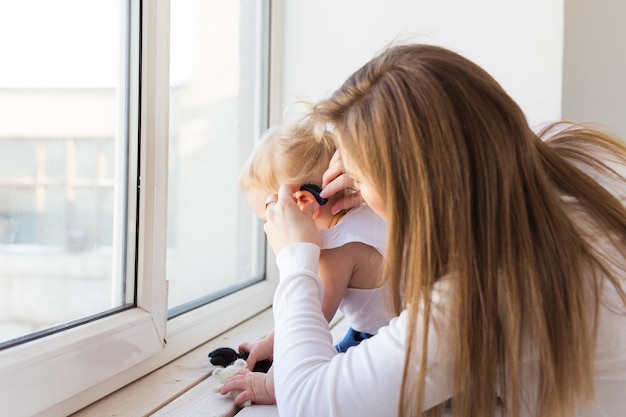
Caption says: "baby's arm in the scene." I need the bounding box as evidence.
[238,331,274,371]
[318,246,355,322]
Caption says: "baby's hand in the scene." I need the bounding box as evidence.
[220,367,276,406]
[238,332,274,371]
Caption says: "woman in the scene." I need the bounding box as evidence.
[262,44,626,417]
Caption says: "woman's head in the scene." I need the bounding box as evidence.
[240,118,336,220]
[314,43,536,290]
[314,45,532,232]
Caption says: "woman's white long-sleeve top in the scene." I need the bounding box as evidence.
[272,243,455,416]
[273,241,626,416]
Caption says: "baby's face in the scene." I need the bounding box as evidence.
[246,187,273,221]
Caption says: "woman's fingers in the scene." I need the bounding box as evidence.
[330,190,364,214]
[264,184,320,254]
[321,150,347,190]
[320,172,354,199]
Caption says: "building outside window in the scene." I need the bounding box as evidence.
[0,0,133,347]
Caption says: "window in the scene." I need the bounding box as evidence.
[0,1,273,416]
[167,0,267,316]
[0,0,134,349]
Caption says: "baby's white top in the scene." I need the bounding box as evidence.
[318,204,393,335]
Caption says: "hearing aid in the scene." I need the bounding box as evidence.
[299,183,329,206]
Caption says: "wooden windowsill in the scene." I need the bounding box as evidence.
[72,307,348,417]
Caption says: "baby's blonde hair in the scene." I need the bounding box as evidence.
[239,118,336,193]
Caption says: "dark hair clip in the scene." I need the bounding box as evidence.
[299,183,328,206]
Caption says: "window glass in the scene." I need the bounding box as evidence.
[167,0,268,315]
[0,0,134,348]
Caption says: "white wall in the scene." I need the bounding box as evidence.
[274,0,565,128]
[562,0,626,138]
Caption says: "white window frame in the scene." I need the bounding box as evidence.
[0,2,276,416]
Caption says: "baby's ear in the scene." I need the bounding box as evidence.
[293,190,321,219]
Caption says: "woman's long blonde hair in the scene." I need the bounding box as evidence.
[312,44,626,417]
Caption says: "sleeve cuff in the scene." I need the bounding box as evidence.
[276,242,320,281]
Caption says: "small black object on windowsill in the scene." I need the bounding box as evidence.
[208,347,272,373]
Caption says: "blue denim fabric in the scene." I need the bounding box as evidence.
[335,327,374,352]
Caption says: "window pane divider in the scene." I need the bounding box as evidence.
[134,0,170,343]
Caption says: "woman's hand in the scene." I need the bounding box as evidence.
[220,367,276,406]
[320,150,364,214]
[264,184,320,255]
